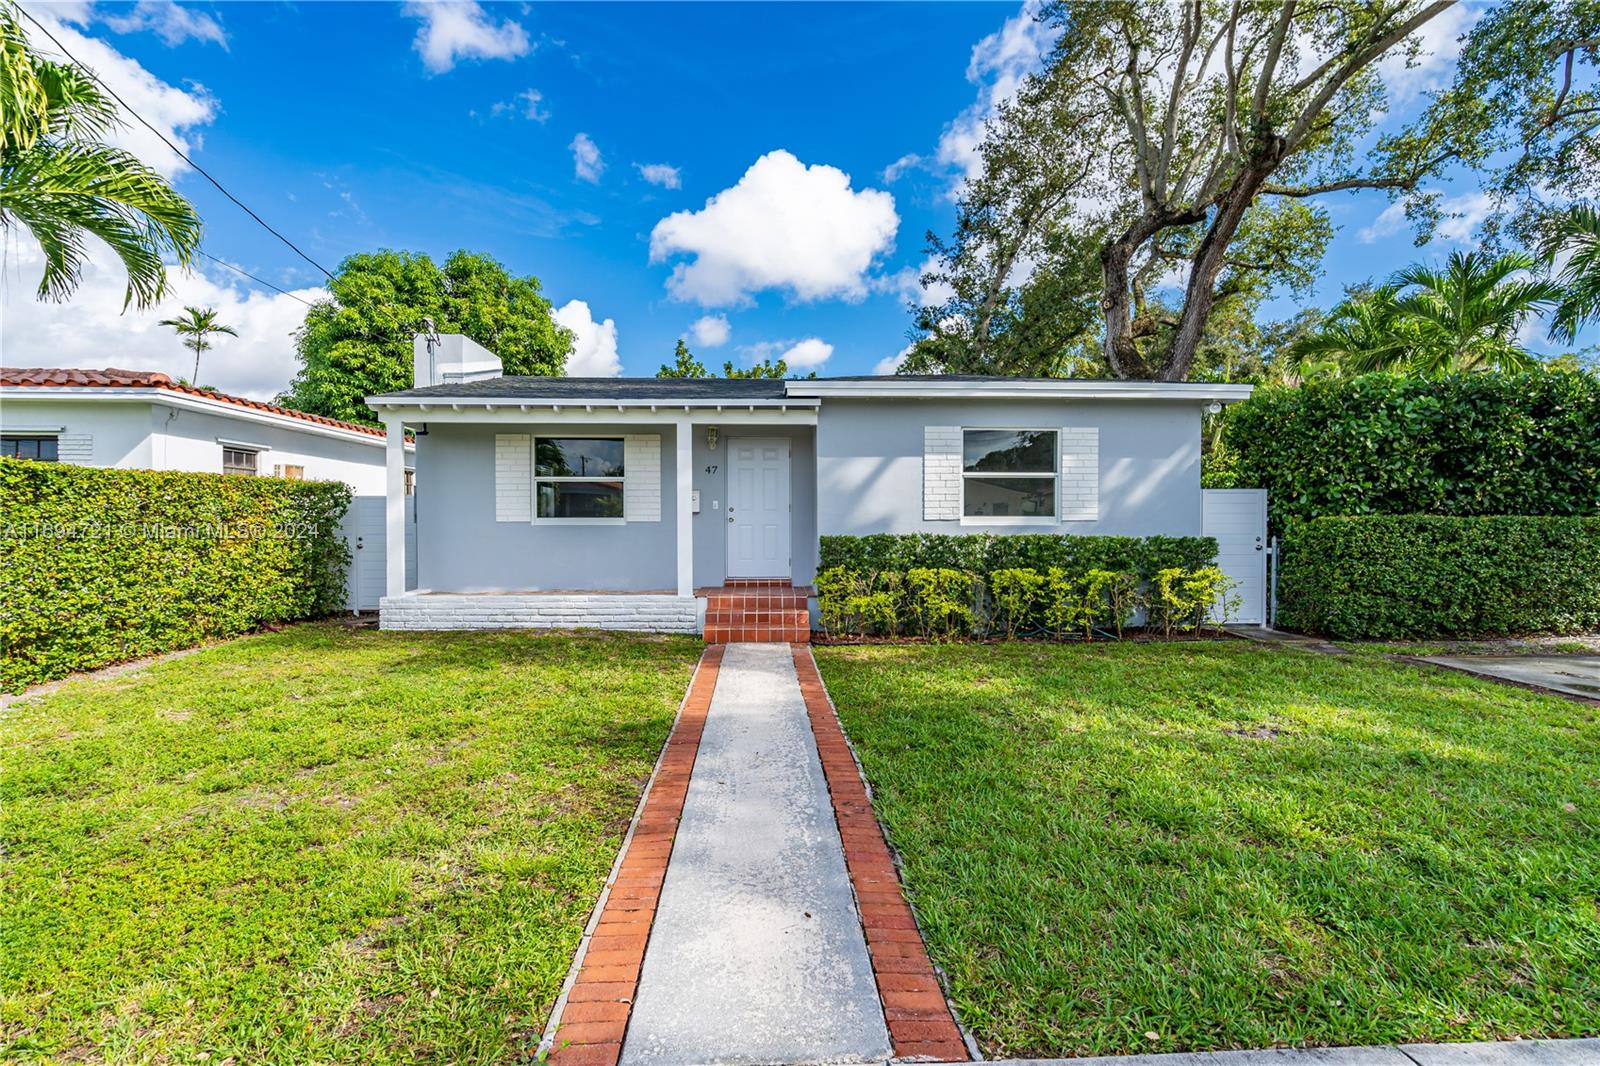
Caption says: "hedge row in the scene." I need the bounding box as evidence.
[0,459,352,691]
[1216,371,1600,531]
[1279,515,1600,639]
[818,533,1217,577]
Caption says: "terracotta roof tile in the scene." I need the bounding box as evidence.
[0,367,386,438]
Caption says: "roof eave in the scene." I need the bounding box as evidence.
[780,380,1255,401]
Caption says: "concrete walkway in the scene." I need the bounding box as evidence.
[991,1037,1600,1066]
[620,643,892,1066]
[1419,654,1600,702]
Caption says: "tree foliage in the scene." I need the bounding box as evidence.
[1541,203,1600,344]
[913,0,1600,382]
[280,249,572,426]
[0,1,200,309]
[159,305,236,386]
[656,339,709,378]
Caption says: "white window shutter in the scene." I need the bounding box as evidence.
[923,426,962,521]
[1059,427,1099,521]
[624,434,661,521]
[57,434,93,464]
[495,434,532,522]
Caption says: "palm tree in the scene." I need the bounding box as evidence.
[1386,251,1564,374]
[159,306,236,385]
[1,2,201,309]
[1284,284,1411,379]
[1540,204,1600,346]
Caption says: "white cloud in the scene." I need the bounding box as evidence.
[883,153,922,182]
[491,87,548,122]
[936,1,1059,187]
[649,149,899,307]
[20,7,215,181]
[873,342,915,376]
[404,1,530,74]
[1359,191,1493,246]
[635,162,682,189]
[1377,4,1478,106]
[94,0,227,47]
[570,132,604,183]
[779,337,833,370]
[552,299,621,377]
[1,242,323,400]
[688,314,730,348]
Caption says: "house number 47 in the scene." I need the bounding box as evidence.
[703,464,718,474]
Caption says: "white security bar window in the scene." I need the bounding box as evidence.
[962,429,1057,519]
[535,437,625,520]
[223,446,259,476]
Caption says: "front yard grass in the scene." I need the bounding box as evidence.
[1,623,702,1063]
[816,641,1600,1059]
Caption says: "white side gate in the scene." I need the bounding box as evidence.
[342,496,416,611]
[1202,488,1267,624]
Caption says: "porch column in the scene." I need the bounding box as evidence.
[676,418,693,597]
[384,414,407,599]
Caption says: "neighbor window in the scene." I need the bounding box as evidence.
[962,429,1056,519]
[274,464,305,480]
[535,437,624,519]
[223,447,259,476]
[2,435,58,461]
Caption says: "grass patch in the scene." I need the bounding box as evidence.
[2,623,701,1063]
[816,641,1600,1058]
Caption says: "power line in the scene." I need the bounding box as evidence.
[17,5,337,282]
[198,251,320,308]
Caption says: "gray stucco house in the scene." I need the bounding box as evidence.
[367,335,1254,639]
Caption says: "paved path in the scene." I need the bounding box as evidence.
[620,643,892,1066]
[1420,654,1600,702]
[994,1036,1600,1066]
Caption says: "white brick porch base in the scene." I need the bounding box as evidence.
[379,593,700,633]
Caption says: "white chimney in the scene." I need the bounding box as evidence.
[412,331,503,388]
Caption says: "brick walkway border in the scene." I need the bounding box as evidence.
[791,646,970,1062]
[543,645,724,1066]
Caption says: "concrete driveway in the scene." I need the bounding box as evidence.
[1420,654,1600,701]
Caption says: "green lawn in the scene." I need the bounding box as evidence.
[1,623,701,1064]
[816,641,1600,1059]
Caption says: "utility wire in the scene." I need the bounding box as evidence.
[198,250,320,308]
[17,5,337,283]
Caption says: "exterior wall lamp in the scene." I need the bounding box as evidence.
[705,426,719,451]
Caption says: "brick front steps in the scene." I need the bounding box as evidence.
[698,581,812,644]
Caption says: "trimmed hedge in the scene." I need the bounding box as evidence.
[1279,515,1600,639]
[0,458,352,691]
[1217,371,1600,531]
[818,533,1217,577]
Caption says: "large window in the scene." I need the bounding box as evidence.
[535,437,624,520]
[223,447,259,476]
[1,435,59,461]
[962,429,1056,520]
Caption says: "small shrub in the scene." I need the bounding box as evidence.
[989,568,1045,638]
[820,533,1216,577]
[1149,566,1233,637]
[906,568,978,639]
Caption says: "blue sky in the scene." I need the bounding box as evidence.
[6,1,1570,398]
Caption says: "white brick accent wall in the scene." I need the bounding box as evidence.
[624,434,661,522]
[495,434,532,522]
[56,434,93,464]
[923,425,962,521]
[1059,426,1099,521]
[379,594,699,633]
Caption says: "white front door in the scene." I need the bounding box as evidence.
[1202,488,1268,624]
[726,437,791,578]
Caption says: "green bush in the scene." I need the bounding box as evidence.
[0,459,352,691]
[1217,371,1600,531]
[818,533,1216,576]
[815,562,1229,641]
[1279,515,1600,639]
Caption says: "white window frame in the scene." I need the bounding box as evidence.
[532,435,627,526]
[222,445,259,477]
[959,427,1059,526]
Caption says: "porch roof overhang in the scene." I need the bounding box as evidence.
[781,377,1255,402]
[365,396,820,426]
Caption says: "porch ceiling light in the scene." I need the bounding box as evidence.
[706,426,719,451]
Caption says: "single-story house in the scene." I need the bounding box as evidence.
[0,366,417,609]
[367,335,1256,639]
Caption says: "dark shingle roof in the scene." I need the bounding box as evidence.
[379,376,792,401]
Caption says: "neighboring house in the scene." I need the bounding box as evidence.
[366,335,1257,639]
[0,367,417,609]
